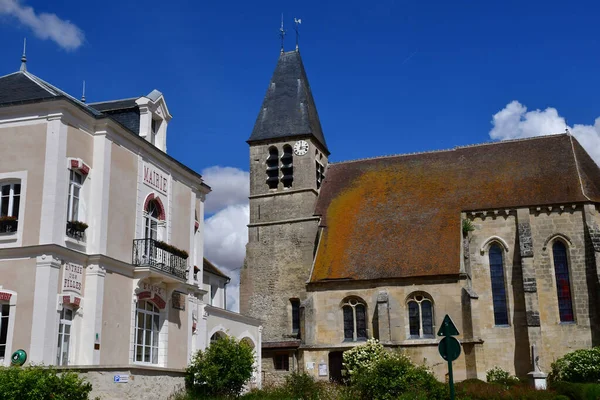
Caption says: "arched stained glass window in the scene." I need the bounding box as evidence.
[553,241,574,322]
[342,298,367,342]
[407,293,434,338]
[489,244,509,325]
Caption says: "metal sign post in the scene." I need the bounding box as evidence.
[437,315,461,400]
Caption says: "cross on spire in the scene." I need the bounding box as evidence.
[20,38,27,72]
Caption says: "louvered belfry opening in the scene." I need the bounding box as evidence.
[281,145,294,188]
[266,146,279,189]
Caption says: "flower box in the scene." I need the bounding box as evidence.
[66,220,88,240]
[0,216,17,233]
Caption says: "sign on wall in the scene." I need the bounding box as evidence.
[62,263,83,295]
[143,163,168,195]
[137,282,167,309]
[172,291,185,310]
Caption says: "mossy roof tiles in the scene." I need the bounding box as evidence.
[311,134,600,282]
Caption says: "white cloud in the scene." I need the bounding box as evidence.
[203,204,249,312]
[201,166,249,215]
[202,166,250,312]
[490,100,600,164]
[0,0,84,50]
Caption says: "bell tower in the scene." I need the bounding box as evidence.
[240,49,329,370]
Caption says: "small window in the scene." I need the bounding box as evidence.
[151,119,160,145]
[134,300,160,364]
[489,244,509,325]
[0,304,10,359]
[144,200,161,241]
[281,145,293,188]
[210,285,218,306]
[407,293,434,338]
[342,298,367,342]
[291,299,300,335]
[0,182,20,233]
[67,170,83,222]
[316,161,325,189]
[274,353,289,371]
[266,147,279,189]
[57,307,73,366]
[553,241,574,322]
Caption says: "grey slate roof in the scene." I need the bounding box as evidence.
[0,69,208,187]
[0,71,102,116]
[248,51,328,153]
[89,98,140,134]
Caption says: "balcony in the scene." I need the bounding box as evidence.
[132,238,188,280]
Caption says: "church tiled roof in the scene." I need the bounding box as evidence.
[311,134,600,282]
[248,51,328,153]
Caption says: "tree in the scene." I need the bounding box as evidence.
[185,335,255,398]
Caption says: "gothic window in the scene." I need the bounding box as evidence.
[342,298,367,342]
[266,147,279,189]
[407,293,434,338]
[552,241,574,322]
[134,300,160,364]
[290,299,300,335]
[489,244,509,325]
[210,331,226,344]
[281,145,293,188]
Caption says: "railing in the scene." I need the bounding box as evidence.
[132,238,188,280]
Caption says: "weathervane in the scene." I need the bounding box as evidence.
[279,14,286,53]
[20,38,27,72]
[294,18,301,51]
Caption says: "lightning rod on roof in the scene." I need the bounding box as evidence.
[81,81,86,103]
[20,38,27,72]
[294,18,301,51]
[279,13,286,53]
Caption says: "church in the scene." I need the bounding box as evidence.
[239,47,600,385]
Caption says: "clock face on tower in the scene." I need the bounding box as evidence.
[293,140,309,156]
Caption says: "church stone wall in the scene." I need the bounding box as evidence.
[467,205,598,378]
[241,219,319,342]
[303,280,469,381]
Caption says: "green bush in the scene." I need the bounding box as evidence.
[351,352,446,400]
[486,366,520,387]
[549,347,600,384]
[185,335,254,398]
[550,381,600,400]
[282,372,321,400]
[456,379,559,400]
[0,365,94,400]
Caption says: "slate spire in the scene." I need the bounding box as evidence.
[248,51,329,154]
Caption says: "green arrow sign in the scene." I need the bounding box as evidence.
[437,314,460,337]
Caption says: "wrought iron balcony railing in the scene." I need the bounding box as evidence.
[132,238,187,280]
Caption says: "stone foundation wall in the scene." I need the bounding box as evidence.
[57,366,185,400]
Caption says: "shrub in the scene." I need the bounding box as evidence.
[486,366,520,387]
[550,381,600,400]
[549,347,600,384]
[342,338,388,381]
[282,372,321,400]
[456,379,559,400]
[0,365,94,400]
[351,352,446,400]
[185,335,254,398]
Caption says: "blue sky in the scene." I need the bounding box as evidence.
[2,0,600,169]
[2,0,600,310]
